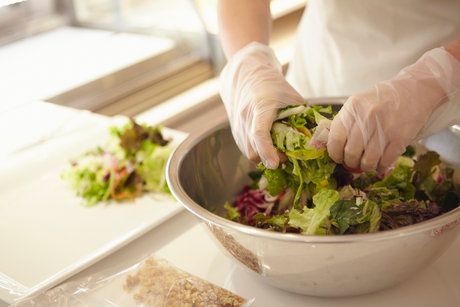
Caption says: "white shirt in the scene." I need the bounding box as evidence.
[286,0,460,98]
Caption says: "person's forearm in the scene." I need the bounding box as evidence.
[445,39,460,62]
[218,0,272,58]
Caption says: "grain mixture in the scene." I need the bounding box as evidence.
[124,257,247,307]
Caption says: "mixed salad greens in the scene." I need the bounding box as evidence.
[62,119,172,205]
[224,105,460,235]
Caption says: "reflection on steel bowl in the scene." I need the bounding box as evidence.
[166,98,460,297]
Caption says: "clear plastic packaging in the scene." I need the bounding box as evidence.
[12,256,253,307]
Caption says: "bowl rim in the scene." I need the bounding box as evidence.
[167,98,460,244]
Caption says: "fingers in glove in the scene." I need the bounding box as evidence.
[327,118,347,164]
[343,123,365,170]
[327,105,355,164]
[360,133,384,171]
[378,142,405,173]
[252,109,279,169]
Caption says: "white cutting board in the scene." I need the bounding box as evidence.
[0,115,186,303]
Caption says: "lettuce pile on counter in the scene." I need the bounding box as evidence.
[224,105,459,235]
[62,120,172,206]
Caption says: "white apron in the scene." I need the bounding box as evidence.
[286,0,460,98]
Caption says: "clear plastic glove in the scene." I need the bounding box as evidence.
[220,42,303,169]
[327,47,460,173]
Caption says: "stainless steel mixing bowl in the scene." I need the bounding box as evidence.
[166,98,460,297]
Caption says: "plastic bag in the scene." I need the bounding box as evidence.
[12,256,253,307]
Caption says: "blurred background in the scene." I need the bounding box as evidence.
[0,0,306,131]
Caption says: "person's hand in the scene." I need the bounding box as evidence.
[220,42,303,169]
[327,47,460,173]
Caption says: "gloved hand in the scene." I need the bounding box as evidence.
[327,47,460,173]
[219,42,303,169]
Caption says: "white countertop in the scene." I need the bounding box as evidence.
[62,211,460,307]
[0,102,185,304]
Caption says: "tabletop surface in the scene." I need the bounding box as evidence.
[1,102,460,306]
[59,210,460,307]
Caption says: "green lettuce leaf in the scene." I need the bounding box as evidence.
[258,164,288,196]
[290,158,305,208]
[367,186,401,209]
[277,105,309,120]
[352,171,379,190]
[288,114,308,129]
[304,105,333,128]
[62,150,112,206]
[312,109,328,125]
[136,144,172,193]
[366,200,382,232]
[301,154,336,188]
[412,151,441,200]
[224,202,241,221]
[285,147,325,160]
[283,105,333,129]
[253,213,288,230]
[330,198,381,234]
[311,105,333,114]
[271,122,309,152]
[374,157,415,200]
[330,200,356,233]
[288,189,340,235]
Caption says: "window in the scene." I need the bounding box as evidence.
[0,0,305,116]
[1,0,215,115]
